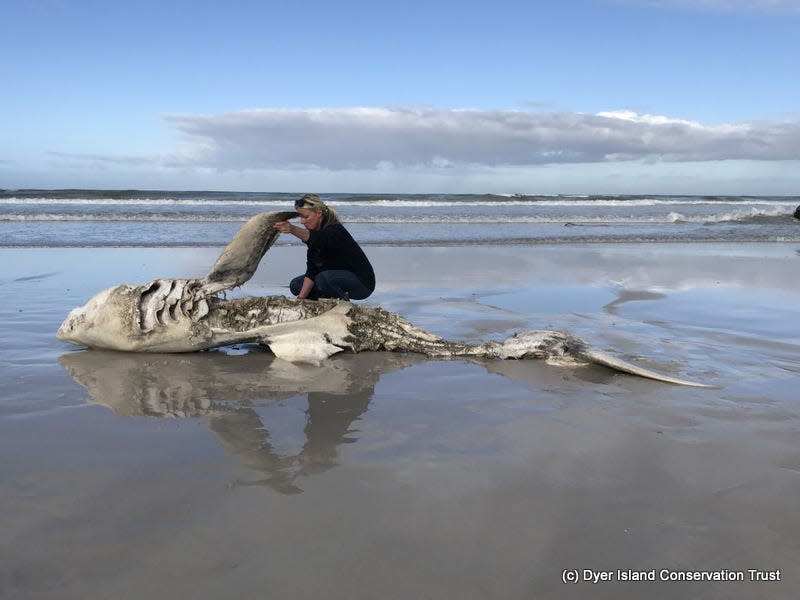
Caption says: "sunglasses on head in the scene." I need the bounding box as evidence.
[294,198,308,209]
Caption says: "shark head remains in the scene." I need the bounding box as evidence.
[57,211,712,387]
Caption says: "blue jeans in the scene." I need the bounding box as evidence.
[290,270,372,300]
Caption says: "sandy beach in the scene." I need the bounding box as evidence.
[1,243,798,599]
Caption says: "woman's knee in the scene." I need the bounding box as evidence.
[289,275,305,296]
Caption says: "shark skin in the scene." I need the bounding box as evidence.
[56,211,713,387]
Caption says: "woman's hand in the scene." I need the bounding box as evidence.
[275,220,310,242]
[297,276,315,300]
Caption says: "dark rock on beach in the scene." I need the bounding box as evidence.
[794,205,800,220]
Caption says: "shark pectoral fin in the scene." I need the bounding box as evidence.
[263,330,345,364]
[580,349,715,388]
[201,211,300,294]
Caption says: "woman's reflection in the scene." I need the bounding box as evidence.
[59,348,421,494]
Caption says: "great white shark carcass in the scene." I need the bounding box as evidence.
[57,211,711,387]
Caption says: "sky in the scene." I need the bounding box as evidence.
[1,0,799,194]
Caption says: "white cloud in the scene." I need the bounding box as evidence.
[46,151,157,166]
[595,110,703,128]
[161,107,800,171]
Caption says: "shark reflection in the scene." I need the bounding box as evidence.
[59,341,638,494]
[59,348,423,494]
[603,289,666,316]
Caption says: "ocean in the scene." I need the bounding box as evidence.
[2,189,798,247]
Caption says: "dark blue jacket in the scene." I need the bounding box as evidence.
[304,224,375,291]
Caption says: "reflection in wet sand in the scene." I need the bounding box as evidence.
[59,344,648,495]
[59,349,423,494]
[603,289,666,315]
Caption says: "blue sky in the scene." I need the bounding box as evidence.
[2,0,799,194]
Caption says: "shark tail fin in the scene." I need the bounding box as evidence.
[578,348,715,388]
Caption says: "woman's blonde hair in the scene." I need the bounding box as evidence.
[295,193,340,228]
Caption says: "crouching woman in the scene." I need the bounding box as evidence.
[274,194,375,300]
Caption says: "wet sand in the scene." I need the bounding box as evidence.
[1,243,799,599]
